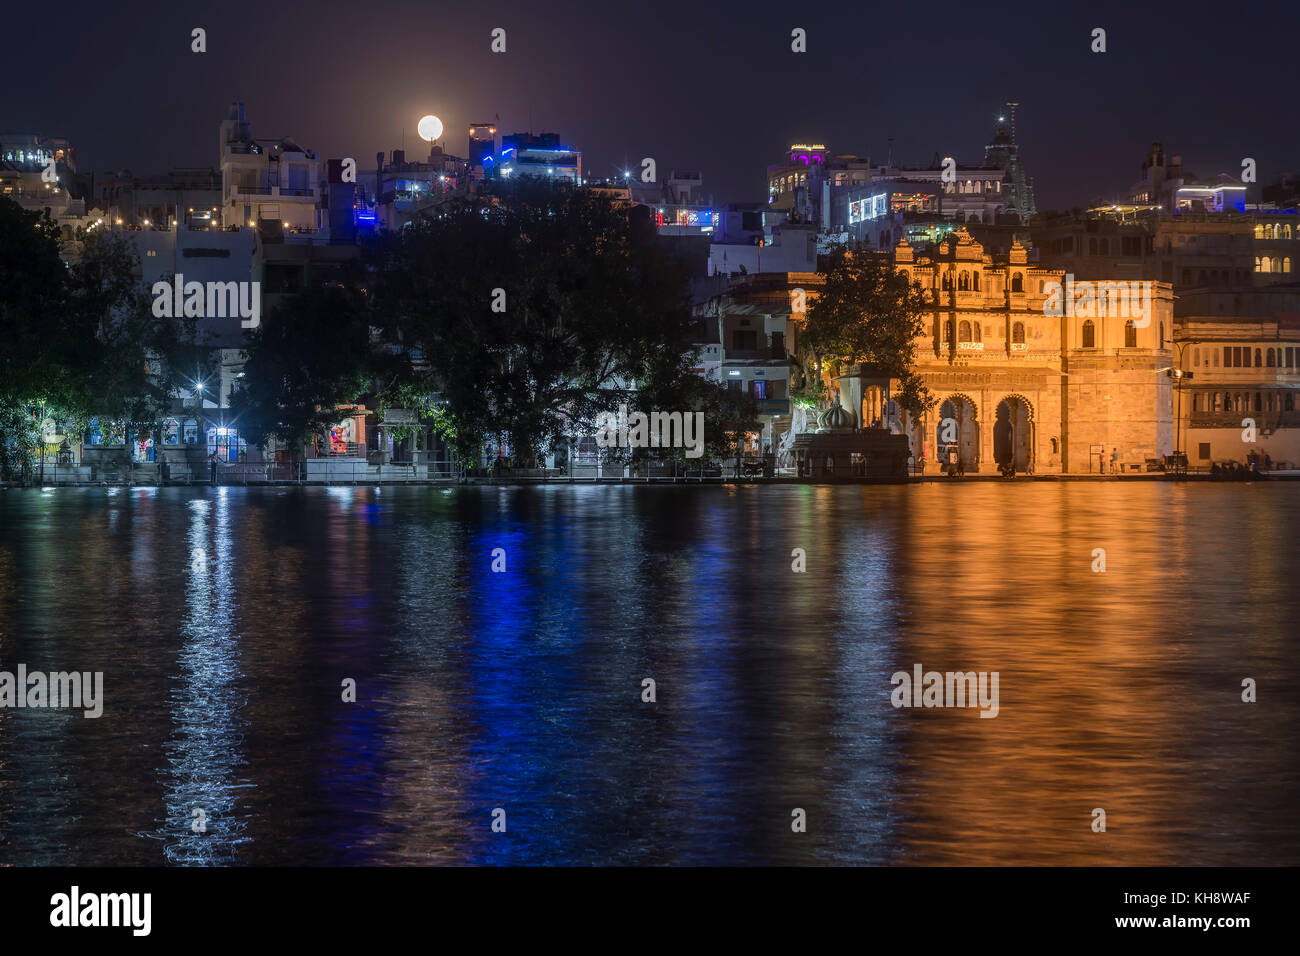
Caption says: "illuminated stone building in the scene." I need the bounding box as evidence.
[1175,287,1300,469]
[793,230,1176,474]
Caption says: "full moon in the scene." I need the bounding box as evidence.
[417,114,443,142]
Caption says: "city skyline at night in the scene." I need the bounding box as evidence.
[4,0,1298,212]
[0,0,1295,939]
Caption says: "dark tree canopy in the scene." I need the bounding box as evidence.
[362,179,751,464]
[0,197,196,477]
[800,247,933,415]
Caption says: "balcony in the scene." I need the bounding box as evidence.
[724,346,789,362]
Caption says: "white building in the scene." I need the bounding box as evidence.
[219,102,321,232]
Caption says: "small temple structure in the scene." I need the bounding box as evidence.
[790,394,910,479]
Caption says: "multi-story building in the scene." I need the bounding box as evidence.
[1035,143,1298,294]
[1128,142,1247,213]
[0,132,96,238]
[1175,288,1300,469]
[95,168,222,230]
[490,132,581,183]
[694,274,798,457]
[708,216,817,276]
[1250,215,1298,284]
[767,144,871,227]
[829,179,947,250]
[629,170,719,236]
[219,102,321,232]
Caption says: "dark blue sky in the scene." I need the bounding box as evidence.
[4,0,1296,210]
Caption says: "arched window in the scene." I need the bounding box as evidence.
[1011,272,1023,292]
[944,319,954,341]
[972,271,980,291]
[1285,257,1293,273]
[1124,320,1137,348]
[958,271,970,291]
[1255,348,1263,366]
[1082,320,1096,348]
[958,320,972,342]
[1050,437,1059,454]
[1261,256,1273,273]
[1255,224,1265,239]
[1012,321,1025,344]
[974,322,982,343]
[1268,349,1276,367]
[1285,225,1293,239]
[1255,256,1263,272]
[942,272,953,291]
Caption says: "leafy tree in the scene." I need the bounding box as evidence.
[0,197,195,479]
[228,285,379,450]
[366,180,736,465]
[799,247,934,415]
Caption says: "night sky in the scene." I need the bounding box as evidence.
[4,0,1296,211]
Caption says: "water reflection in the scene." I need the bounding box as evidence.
[152,493,253,863]
[0,483,1296,865]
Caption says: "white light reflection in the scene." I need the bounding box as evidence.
[154,491,252,863]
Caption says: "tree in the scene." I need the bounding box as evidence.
[228,285,379,450]
[798,247,934,416]
[366,179,736,466]
[0,197,195,479]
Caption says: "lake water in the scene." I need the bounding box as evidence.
[0,483,1297,865]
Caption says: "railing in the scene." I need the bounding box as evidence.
[322,443,366,458]
[216,463,301,483]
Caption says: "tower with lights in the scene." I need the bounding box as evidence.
[984,101,1037,223]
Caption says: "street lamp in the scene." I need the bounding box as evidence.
[1162,342,1198,471]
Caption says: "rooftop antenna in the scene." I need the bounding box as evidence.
[887,138,895,167]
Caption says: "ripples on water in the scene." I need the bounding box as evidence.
[0,483,1296,865]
